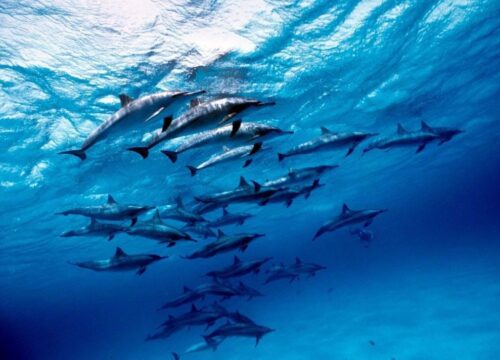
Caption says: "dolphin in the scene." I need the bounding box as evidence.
[259,179,323,207]
[59,90,204,160]
[193,177,282,210]
[182,223,216,239]
[124,210,194,247]
[263,165,338,188]
[289,257,326,277]
[187,142,264,176]
[420,121,463,145]
[172,337,223,358]
[208,208,253,227]
[57,195,153,226]
[233,281,264,300]
[60,218,126,241]
[277,127,377,161]
[161,197,207,224]
[204,320,274,346]
[161,121,292,163]
[264,264,300,284]
[205,256,272,280]
[313,203,387,240]
[159,304,224,330]
[128,97,275,159]
[185,230,264,259]
[69,247,166,275]
[350,228,374,247]
[363,123,440,154]
[158,286,205,309]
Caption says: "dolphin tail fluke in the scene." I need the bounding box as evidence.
[58,149,86,161]
[277,153,285,162]
[172,352,180,360]
[161,150,178,163]
[128,147,149,159]
[187,166,197,177]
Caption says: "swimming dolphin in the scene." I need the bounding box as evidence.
[363,123,440,154]
[193,177,282,211]
[172,337,223,358]
[161,121,292,163]
[208,208,253,227]
[350,228,374,247]
[233,281,264,300]
[128,97,275,159]
[69,247,166,275]
[159,304,225,330]
[161,197,207,224]
[263,165,338,188]
[289,257,326,277]
[125,210,194,247]
[187,142,263,176]
[420,121,463,145]
[182,223,216,239]
[204,320,274,346]
[313,203,387,240]
[264,264,300,284]
[185,230,264,259]
[158,286,205,309]
[259,179,323,207]
[277,127,377,161]
[57,195,153,226]
[205,256,272,280]
[59,90,204,160]
[60,218,126,241]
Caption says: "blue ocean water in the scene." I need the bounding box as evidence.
[1,0,499,359]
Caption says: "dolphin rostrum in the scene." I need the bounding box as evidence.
[69,247,166,275]
[128,97,275,159]
[205,256,272,280]
[59,90,203,160]
[313,203,387,240]
[185,230,264,259]
[60,218,126,241]
[57,195,153,226]
[125,209,194,247]
[187,142,264,176]
[161,121,292,163]
[277,127,377,161]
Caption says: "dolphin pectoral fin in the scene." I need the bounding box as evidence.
[187,166,197,177]
[171,352,180,360]
[243,159,253,168]
[167,242,176,247]
[240,245,248,252]
[162,116,173,132]
[130,217,138,227]
[277,153,285,162]
[230,119,242,137]
[285,199,293,208]
[161,150,178,163]
[255,335,261,347]
[137,266,147,275]
[416,143,426,153]
[238,220,245,225]
[107,234,114,241]
[127,147,149,159]
[364,220,373,227]
[345,146,356,157]
[58,149,87,161]
[144,107,165,122]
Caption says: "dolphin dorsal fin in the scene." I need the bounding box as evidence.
[421,121,433,132]
[107,195,117,205]
[222,146,230,152]
[217,229,225,239]
[162,116,173,133]
[238,176,250,189]
[342,203,352,216]
[397,123,409,135]
[222,208,229,216]
[295,257,302,265]
[191,304,198,312]
[183,286,192,293]
[190,98,203,108]
[320,126,332,135]
[89,217,97,227]
[233,256,241,265]
[151,209,163,224]
[119,94,134,107]
[114,247,127,258]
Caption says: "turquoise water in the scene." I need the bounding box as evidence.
[1,0,499,359]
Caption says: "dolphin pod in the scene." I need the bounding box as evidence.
[58,83,462,354]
